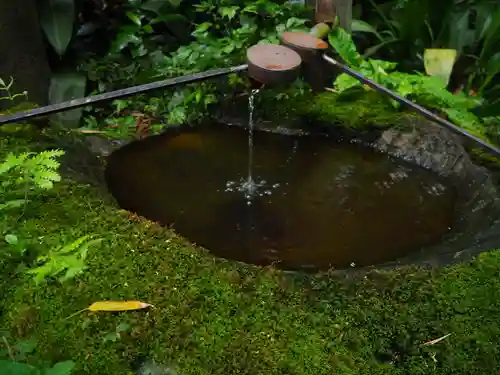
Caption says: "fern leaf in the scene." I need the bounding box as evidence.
[37,157,60,170]
[56,235,91,255]
[26,236,100,284]
[33,150,64,164]
[61,265,87,282]
[26,263,58,285]
[32,169,62,190]
[0,153,30,175]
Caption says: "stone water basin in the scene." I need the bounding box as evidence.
[105,123,456,271]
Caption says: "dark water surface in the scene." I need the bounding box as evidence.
[105,124,456,271]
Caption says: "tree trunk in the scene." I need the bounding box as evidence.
[0,0,51,107]
[315,0,352,31]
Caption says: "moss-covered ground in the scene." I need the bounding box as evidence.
[1,133,500,375]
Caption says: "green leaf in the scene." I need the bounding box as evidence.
[131,45,148,58]
[57,235,90,255]
[5,234,18,245]
[112,100,130,113]
[142,24,154,33]
[486,53,500,80]
[395,79,414,98]
[151,14,188,24]
[111,31,142,53]
[195,22,212,33]
[140,0,163,14]
[0,360,40,375]
[167,0,182,7]
[285,17,307,30]
[168,106,187,125]
[220,6,239,20]
[334,74,361,92]
[475,3,494,41]
[203,94,216,106]
[26,263,58,285]
[0,153,23,175]
[33,170,62,190]
[26,236,99,284]
[140,0,182,14]
[480,7,500,59]
[60,262,86,282]
[476,52,500,93]
[447,10,474,55]
[366,59,398,73]
[362,39,398,58]
[43,361,75,375]
[222,44,235,54]
[39,0,75,56]
[351,19,382,40]
[443,108,483,135]
[242,5,258,14]
[126,12,142,26]
[328,28,363,67]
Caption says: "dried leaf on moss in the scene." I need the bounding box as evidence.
[88,300,153,312]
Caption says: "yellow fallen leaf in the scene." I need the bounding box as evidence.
[65,300,153,319]
[423,333,452,346]
[88,301,153,312]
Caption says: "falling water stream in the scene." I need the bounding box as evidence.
[244,88,260,205]
[225,89,279,205]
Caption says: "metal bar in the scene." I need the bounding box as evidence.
[322,54,500,158]
[0,64,249,125]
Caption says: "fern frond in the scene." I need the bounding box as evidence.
[33,150,65,165]
[0,149,64,209]
[0,152,32,175]
[56,235,91,255]
[26,236,100,284]
[33,169,62,190]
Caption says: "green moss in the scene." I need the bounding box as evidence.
[2,135,500,374]
[302,91,408,128]
[257,88,411,130]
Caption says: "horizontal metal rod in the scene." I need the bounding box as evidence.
[0,64,249,125]
[322,54,500,158]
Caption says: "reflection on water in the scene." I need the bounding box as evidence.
[105,124,456,271]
